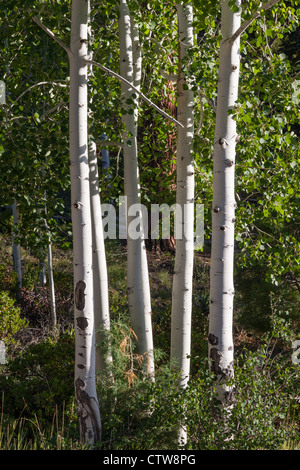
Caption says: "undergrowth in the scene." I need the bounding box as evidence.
[0,236,299,450]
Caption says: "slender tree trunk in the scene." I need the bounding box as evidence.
[170,2,194,390]
[208,0,241,405]
[47,241,57,328]
[118,0,154,377]
[87,2,113,377]
[170,3,194,446]
[69,0,101,445]
[89,141,113,375]
[40,260,46,287]
[43,202,57,328]
[12,199,22,289]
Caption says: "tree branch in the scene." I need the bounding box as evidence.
[33,16,71,57]
[11,81,68,105]
[85,58,184,128]
[97,140,123,147]
[230,0,282,44]
[160,70,177,83]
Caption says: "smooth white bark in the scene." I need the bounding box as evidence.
[87,2,113,377]
[12,200,22,289]
[43,203,57,328]
[47,241,57,328]
[89,141,113,374]
[69,0,101,445]
[208,0,241,404]
[171,3,194,390]
[118,0,154,377]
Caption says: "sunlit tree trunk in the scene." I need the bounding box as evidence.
[208,0,241,405]
[87,2,113,377]
[171,1,194,389]
[118,0,154,377]
[43,203,57,328]
[170,2,194,446]
[69,0,101,445]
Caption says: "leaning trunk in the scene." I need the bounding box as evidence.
[69,0,101,445]
[118,0,154,376]
[208,0,241,405]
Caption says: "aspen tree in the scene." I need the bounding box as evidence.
[208,0,241,405]
[69,0,101,444]
[170,2,194,389]
[118,0,155,376]
[89,141,113,375]
[87,3,113,377]
[12,199,22,290]
[170,2,194,446]
[34,0,103,443]
[208,0,283,406]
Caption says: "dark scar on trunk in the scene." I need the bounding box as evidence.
[208,333,218,345]
[75,280,86,310]
[77,316,89,330]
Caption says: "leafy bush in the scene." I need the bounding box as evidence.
[0,330,75,430]
[0,262,19,297]
[96,315,299,450]
[0,291,28,348]
[185,350,299,450]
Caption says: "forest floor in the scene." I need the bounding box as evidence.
[0,233,299,450]
[0,233,275,367]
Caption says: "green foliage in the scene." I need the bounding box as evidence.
[0,291,28,348]
[0,331,75,430]
[185,349,299,450]
[0,260,19,297]
[0,0,299,451]
[234,264,300,332]
[97,341,299,450]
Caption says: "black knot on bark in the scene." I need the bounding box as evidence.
[208,333,218,345]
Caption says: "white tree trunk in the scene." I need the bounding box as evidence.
[43,203,57,328]
[170,3,194,447]
[40,260,46,287]
[208,0,241,404]
[69,0,101,445]
[118,0,154,377]
[47,241,57,328]
[170,2,194,390]
[89,141,113,375]
[12,200,22,289]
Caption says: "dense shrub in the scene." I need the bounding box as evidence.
[0,262,19,297]
[96,315,300,450]
[185,351,299,450]
[0,330,75,429]
[0,291,28,348]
